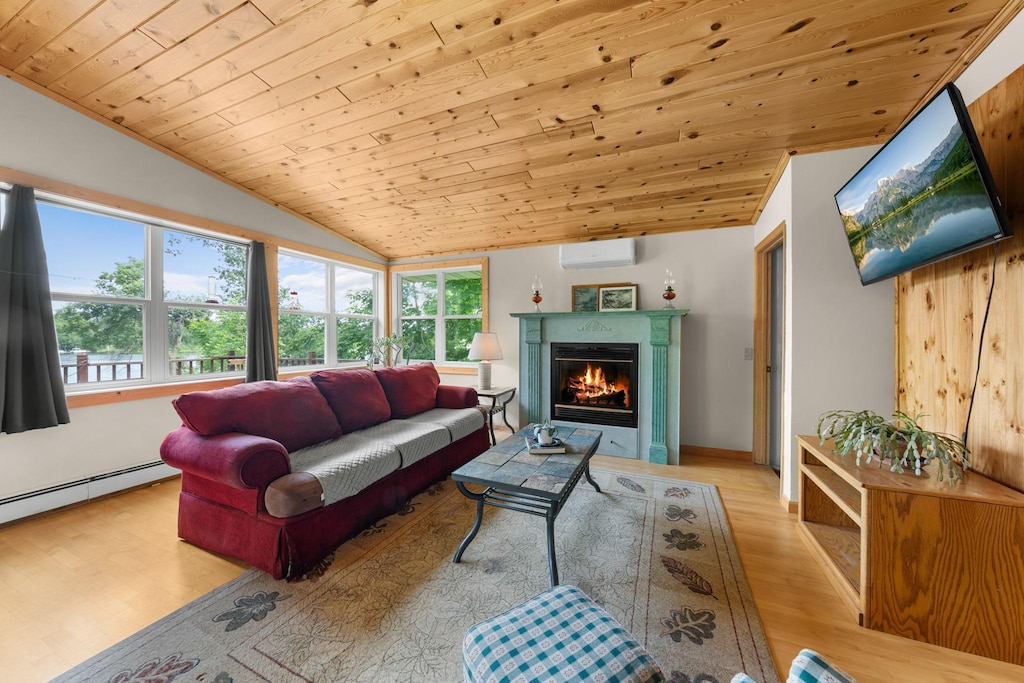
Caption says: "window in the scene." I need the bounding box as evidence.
[163,230,248,377]
[278,250,379,369]
[26,193,250,389]
[396,266,483,363]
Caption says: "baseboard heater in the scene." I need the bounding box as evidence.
[0,460,177,525]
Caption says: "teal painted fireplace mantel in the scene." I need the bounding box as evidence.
[511,309,688,464]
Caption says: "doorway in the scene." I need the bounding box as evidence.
[753,222,785,471]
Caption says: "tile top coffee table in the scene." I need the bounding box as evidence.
[451,425,602,586]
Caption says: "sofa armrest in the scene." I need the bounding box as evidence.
[437,385,479,409]
[160,426,290,489]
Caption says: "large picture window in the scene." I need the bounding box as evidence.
[2,185,382,391]
[397,265,483,363]
[28,194,250,389]
[278,250,379,369]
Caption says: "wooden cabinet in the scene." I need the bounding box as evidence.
[796,435,1024,665]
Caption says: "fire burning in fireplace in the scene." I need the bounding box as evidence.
[567,363,630,407]
[551,342,638,428]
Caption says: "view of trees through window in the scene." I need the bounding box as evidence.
[278,251,377,368]
[399,268,482,363]
[1,188,391,386]
[37,200,249,384]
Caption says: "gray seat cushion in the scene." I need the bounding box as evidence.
[403,407,485,442]
[284,434,402,508]
[357,419,452,468]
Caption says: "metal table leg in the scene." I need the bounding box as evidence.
[453,482,487,564]
[487,395,498,445]
[584,463,601,493]
[499,390,516,432]
[546,508,559,586]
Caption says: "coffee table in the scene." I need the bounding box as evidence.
[451,425,602,586]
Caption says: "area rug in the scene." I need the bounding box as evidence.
[56,468,779,683]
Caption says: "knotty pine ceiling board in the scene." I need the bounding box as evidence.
[2,0,1022,259]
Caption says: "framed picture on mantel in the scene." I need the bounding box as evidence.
[572,282,631,312]
[599,284,638,311]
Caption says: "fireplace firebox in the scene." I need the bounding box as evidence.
[551,343,639,428]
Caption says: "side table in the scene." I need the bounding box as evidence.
[475,385,516,445]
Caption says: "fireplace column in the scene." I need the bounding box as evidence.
[524,317,543,423]
[649,316,670,464]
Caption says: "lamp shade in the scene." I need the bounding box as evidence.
[467,332,503,361]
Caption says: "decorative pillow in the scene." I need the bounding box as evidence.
[172,376,342,453]
[311,368,392,432]
[374,363,441,418]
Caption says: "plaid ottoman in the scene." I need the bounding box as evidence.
[463,584,665,683]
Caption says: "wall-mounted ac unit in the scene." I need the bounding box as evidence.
[558,238,636,269]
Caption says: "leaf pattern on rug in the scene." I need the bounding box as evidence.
[664,529,705,551]
[396,501,417,516]
[108,652,198,683]
[665,505,698,523]
[291,552,334,583]
[665,486,694,498]
[214,673,233,683]
[661,607,717,645]
[616,476,646,493]
[661,556,717,599]
[212,591,291,632]
[360,521,387,537]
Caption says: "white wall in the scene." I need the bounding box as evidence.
[477,226,757,453]
[788,149,893,501]
[752,147,892,503]
[0,76,382,506]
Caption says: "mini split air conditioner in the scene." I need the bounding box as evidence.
[558,238,636,269]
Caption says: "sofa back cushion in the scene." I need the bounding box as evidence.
[311,368,392,432]
[375,363,441,418]
[172,376,342,452]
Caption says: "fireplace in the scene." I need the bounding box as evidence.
[551,343,639,428]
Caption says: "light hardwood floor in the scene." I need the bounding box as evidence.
[2,451,1023,682]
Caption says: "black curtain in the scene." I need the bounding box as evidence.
[245,241,277,382]
[0,185,70,433]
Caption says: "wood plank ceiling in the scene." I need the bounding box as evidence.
[1,0,1021,260]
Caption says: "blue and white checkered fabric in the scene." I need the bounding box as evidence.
[463,584,665,683]
[730,675,759,683]
[787,649,856,683]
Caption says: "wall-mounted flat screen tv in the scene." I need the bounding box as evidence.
[834,82,1011,286]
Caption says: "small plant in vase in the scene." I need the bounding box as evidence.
[816,409,969,484]
[366,335,410,367]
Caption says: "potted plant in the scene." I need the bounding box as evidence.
[816,409,969,485]
[366,335,411,367]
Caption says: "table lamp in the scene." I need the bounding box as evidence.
[468,332,503,390]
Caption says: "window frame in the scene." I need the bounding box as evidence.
[277,248,382,370]
[6,186,253,392]
[391,258,488,367]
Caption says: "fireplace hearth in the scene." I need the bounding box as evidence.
[551,343,639,428]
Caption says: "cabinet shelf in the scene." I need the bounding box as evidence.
[801,463,860,524]
[796,435,1024,666]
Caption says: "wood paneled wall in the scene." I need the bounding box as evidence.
[896,64,1024,492]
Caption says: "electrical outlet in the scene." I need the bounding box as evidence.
[744,347,753,361]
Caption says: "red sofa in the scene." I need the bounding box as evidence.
[160,363,489,579]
